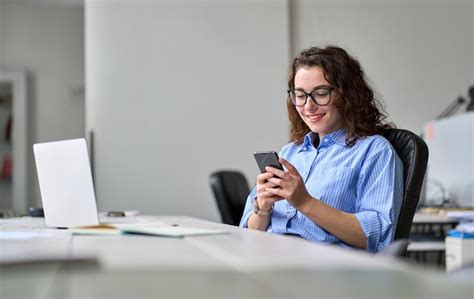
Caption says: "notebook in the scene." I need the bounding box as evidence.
[69,224,229,237]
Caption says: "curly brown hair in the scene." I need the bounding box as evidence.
[287,46,393,145]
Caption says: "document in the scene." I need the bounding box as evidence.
[69,223,229,237]
[69,225,121,235]
[120,225,229,237]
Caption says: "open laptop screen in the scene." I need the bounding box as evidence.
[33,138,100,228]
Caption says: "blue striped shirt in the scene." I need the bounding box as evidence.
[240,129,404,252]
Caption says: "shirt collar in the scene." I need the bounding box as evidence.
[302,132,317,148]
[299,129,348,152]
[321,128,349,147]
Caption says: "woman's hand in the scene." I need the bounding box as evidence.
[265,158,312,211]
[255,172,282,210]
[247,172,282,231]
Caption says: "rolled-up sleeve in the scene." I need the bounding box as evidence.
[239,186,257,228]
[354,146,403,252]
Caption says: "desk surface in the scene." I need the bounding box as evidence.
[1,216,473,298]
[412,212,459,224]
[408,241,446,252]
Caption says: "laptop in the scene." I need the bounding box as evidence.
[33,138,100,228]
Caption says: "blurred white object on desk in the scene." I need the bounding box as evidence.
[446,211,474,221]
[446,235,474,272]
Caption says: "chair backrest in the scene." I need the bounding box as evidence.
[209,170,250,226]
[384,129,429,240]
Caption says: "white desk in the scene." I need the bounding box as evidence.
[412,213,459,225]
[408,212,458,253]
[1,216,472,298]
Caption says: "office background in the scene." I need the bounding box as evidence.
[0,0,472,221]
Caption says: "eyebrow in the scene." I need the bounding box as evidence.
[294,84,332,92]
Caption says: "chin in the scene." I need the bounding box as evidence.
[305,121,328,134]
[308,123,339,137]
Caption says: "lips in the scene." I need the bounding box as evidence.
[306,113,326,122]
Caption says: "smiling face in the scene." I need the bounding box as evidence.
[293,66,344,138]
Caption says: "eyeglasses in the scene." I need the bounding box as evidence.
[287,86,335,107]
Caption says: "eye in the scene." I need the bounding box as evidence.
[314,89,330,97]
[294,90,305,96]
[294,91,306,99]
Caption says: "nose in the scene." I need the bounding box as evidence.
[304,95,318,111]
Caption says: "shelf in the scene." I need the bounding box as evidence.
[0,94,12,107]
[0,70,28,211]
[0,102,12,109]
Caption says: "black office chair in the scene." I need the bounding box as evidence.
[209,170,250,226]
[384,129,429,242]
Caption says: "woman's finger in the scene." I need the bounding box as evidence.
[279,158,299,176]
[265,187,286,198]
[256,172,274,184]
[264,165,286,179]
[267,177,284,187]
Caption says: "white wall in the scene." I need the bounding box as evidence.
[86,0,472,221]
[86,0,289,221]
[292,0,473,133]
[0,2,85,207]
[0,4,4,62]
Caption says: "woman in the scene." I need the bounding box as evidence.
[239,46,403,252]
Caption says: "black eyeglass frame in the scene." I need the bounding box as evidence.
[287,86,335,107]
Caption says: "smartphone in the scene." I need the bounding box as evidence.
[254,151,284,174]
